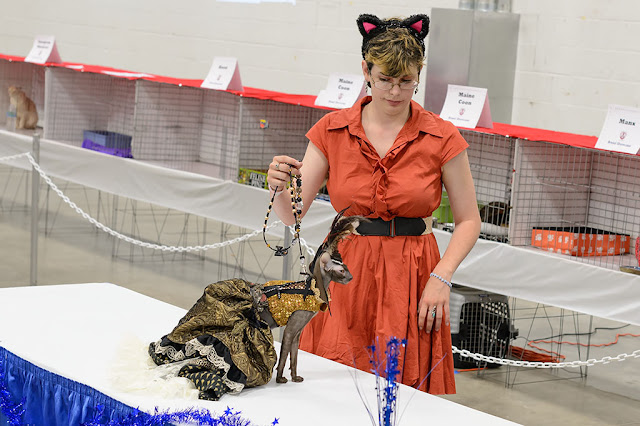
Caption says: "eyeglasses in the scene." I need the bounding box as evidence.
[370,77,419,91]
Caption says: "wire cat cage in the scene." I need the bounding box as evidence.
[437,128,640,272]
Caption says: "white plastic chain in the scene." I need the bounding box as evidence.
[3,152,638,368]
[2,152,315,255]
[452,346,640,369]
[295,234,317,258]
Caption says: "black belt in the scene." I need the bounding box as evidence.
[355,217,432,237]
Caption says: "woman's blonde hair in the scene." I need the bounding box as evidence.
[364,27,424,77]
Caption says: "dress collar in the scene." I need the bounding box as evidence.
[326,96,444,139]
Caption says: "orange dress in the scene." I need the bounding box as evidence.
[299,96,468,394]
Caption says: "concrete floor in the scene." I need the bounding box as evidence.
[1,168,640,426]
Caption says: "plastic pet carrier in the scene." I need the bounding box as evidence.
[449,285,516,369]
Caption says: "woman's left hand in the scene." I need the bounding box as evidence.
[418,275,451,333]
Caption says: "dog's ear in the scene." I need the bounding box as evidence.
[318,251,331,269]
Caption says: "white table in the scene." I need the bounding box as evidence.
[0,283,519,425]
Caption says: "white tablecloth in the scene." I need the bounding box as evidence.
[0,283,518,425]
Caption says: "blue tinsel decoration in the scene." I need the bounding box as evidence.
[0,356,26,426]
[81,404,279,426]
[359,336,448,426]
[367,337,407,426]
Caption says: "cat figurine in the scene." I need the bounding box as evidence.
[8,86,38,130]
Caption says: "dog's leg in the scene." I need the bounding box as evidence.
[290,331,304,382]
[276,321,295,383]
[286,310,315,383]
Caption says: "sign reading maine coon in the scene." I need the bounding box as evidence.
[25,35,62,64]
[439,84,493,129]
[596,104,640,155]
[315,73,366,109]
[201,57,243,91]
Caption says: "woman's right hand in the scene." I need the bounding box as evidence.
[267,156,302,193]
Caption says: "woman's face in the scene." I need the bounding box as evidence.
[362,62,419,114]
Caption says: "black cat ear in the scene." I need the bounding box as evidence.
[401,14,430,40]
[357,14,387,58]
[357,14,385,38]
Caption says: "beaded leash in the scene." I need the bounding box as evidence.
[263,171,309,276]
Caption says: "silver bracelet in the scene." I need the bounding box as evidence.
[429,272,452,288]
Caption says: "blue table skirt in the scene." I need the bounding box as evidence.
[1,346,274,426]
[1,346,138,425]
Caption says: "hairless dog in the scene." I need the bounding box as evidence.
[250,212,363,384]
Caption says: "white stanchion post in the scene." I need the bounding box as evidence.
[30,133,41,286]
[585,315,594,377]
[273,226,293,342]
[111,194,119,257]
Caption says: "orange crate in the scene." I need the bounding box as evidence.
[531,227,630,257]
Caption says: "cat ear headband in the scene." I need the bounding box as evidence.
[356,13,430,59]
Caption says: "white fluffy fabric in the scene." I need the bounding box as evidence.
[108,334,200,400]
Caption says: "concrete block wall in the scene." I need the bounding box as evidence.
[511,0,640,134]
[1,0,638,136]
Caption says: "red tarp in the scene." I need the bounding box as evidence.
[0,53,325,110]
[460,122,600,152]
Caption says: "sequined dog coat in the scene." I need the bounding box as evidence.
[263,278,328,327]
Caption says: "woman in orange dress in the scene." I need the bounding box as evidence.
[266,13,480,394]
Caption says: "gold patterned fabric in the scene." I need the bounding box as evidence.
[264,279,327,327]
[149,278,277,399]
